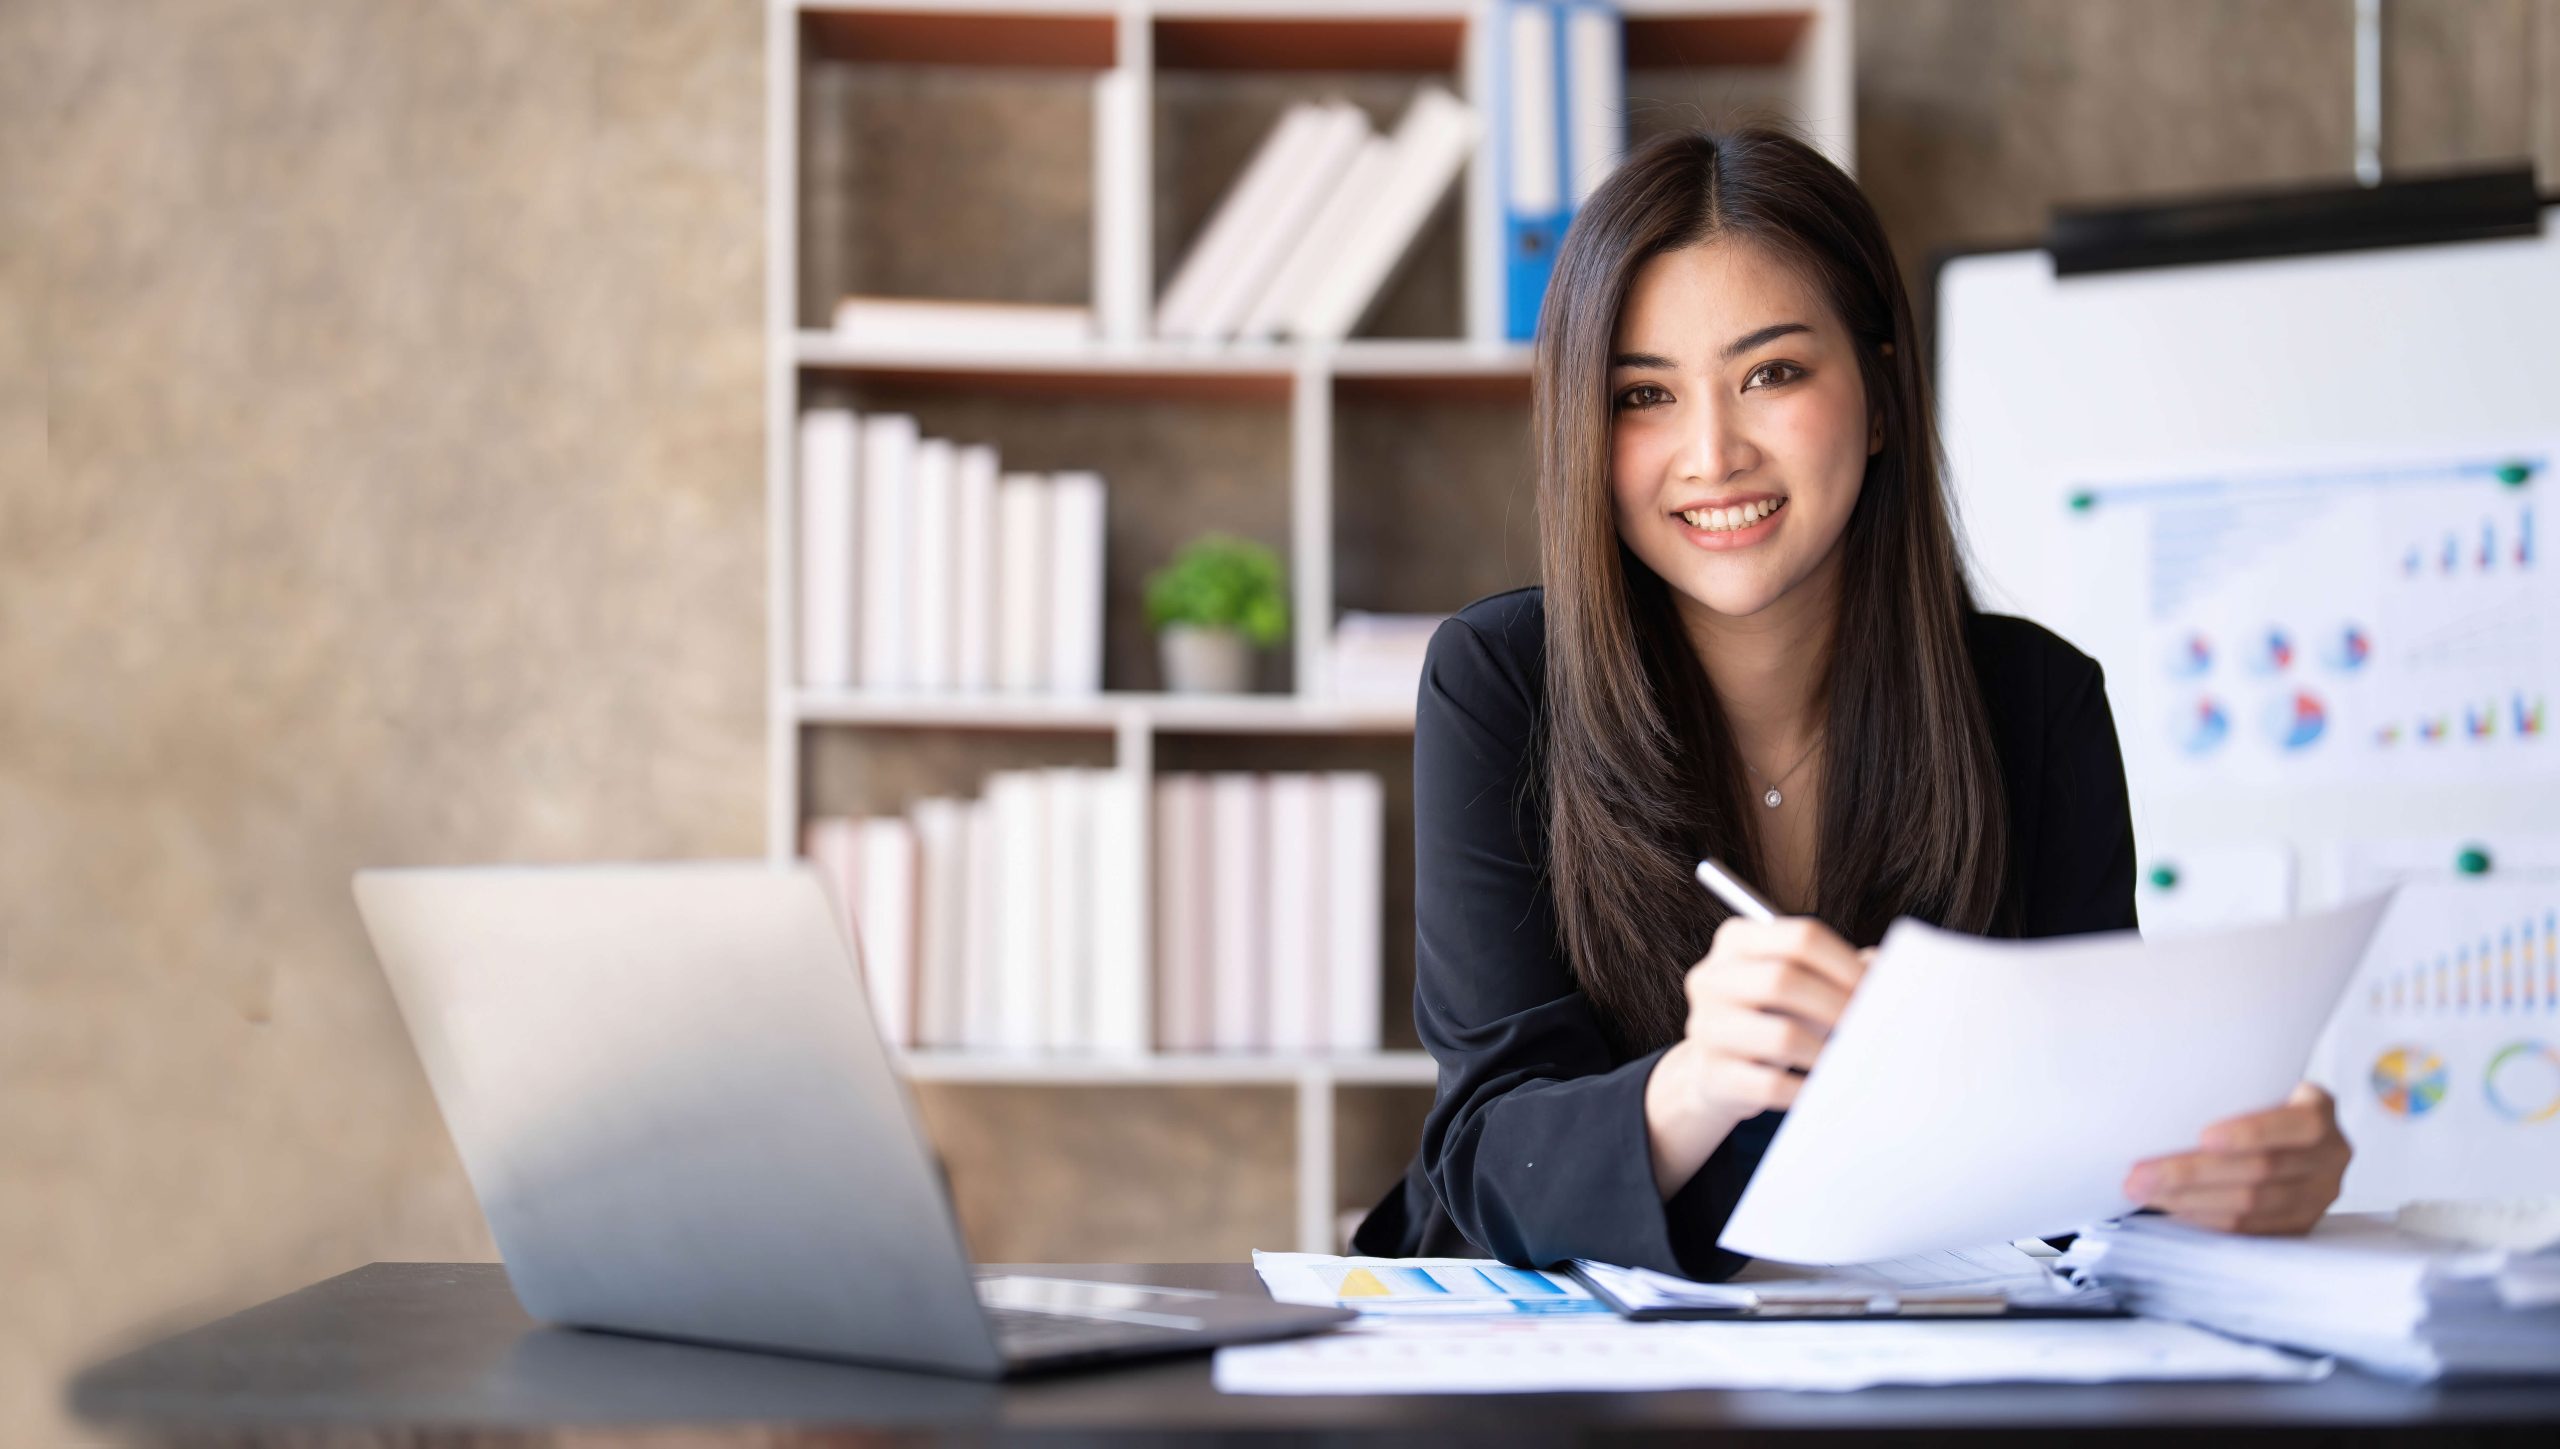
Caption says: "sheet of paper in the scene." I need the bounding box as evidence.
[1719,890,2396,1263]
[2305,878,2560,1209]
[1252,1251,1610,1317]
[1212,1316,2328,1394]
[1576,1241,2111,1313]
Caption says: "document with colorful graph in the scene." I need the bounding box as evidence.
[2063,444,2553,788]
[2312,878,2560,1209]
[1251,1251,1611,1317]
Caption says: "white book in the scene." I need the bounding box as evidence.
[1046,471,1107,695]
[909,796,971,1049]
[1563,0,1624,207]
[857,413,920,690]
[908,438,959,692]
[795,408,859,687]
[1263,773,1325,1054]
[1207,772,1269,1052]
[1325,771,1386,1053]
[985,770,1049,1051]
[1088,769,1150,1054]
[1155,104,1326,341]
[1153,774,1213,1053]
[802,814,863,946]
[1240,133,1393,343]
[1295,87,1482,343]
[1092,68,1147,344]
[1190,100,1371,342]
[854,815,919,1049]
[952,444,1000,693]
[959,794,1000,1049]
[1042,767,1094,1051]
[831,295,1093,352]
[993,473,1052,693]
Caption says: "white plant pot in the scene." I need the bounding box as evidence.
[1159,624,1256,694]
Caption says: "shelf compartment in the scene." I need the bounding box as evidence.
[795,689,1415,735]
[896,1049,1438,1085]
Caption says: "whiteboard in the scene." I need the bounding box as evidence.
[1935,207,2560,917]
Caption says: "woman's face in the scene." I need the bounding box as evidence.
[1607,238,1877,623]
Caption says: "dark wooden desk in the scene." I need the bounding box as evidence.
[70,1261,2560,1445]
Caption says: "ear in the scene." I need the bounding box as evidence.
[1868,414,1885,456]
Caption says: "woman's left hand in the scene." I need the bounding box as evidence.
[2121,1083,2352,1235]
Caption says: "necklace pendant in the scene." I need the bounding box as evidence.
[1763,787,1783,808]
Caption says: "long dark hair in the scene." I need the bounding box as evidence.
[1537,127,2010,1056]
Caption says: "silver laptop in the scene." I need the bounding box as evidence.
[351,861,1352,1377]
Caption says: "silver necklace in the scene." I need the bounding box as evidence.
[1748,732,1823,809]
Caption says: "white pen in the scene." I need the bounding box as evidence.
[1695,856,1780,922]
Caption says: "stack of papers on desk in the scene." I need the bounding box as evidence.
[2063,1213,2560,1379]
[1574,1242,2114,1316]
[1225,1252,2320,1394]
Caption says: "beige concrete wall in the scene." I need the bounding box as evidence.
[1,1,765,1443]
[4,2,2554,1444]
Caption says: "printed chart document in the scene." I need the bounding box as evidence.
[1721,891,2396,1263]
[1252,1252,1608,1317]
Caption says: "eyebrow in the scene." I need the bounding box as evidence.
[1610,322,1813,370]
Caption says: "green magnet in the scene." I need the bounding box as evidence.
[2147,863,2179,891]
[2496,461,2533,487]
[2455,846,2493,876]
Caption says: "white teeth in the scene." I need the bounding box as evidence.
[1683,498,1784,533]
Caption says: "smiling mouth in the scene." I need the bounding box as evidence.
[1678,497,1786,534]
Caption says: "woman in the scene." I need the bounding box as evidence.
[1350,128,2350,1278]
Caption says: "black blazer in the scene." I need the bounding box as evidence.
[1349,586,2140,1278]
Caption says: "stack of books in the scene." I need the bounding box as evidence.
[804,769,1385,1057]
[807,769,1146,1055]
[1154,772,1385,1055]
[796,408,1105,695]
[2063,1213,2560,1379]
[1156,87,1479,345]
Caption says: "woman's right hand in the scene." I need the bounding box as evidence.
[1643,915,1872,1196]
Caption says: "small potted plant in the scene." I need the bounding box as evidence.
[1145,533,1288,694]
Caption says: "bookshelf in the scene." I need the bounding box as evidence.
[766,0,1853,1254]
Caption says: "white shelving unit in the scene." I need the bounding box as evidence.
[766,0,1852,1253]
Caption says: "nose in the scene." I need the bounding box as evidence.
[1674,393,1761,487]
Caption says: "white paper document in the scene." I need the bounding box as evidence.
[1720,891,2397,1263]
[1212,1316,2328,1395]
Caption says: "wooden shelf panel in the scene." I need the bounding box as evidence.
[794,689,1417,735]
[1154,14,1464,72]
[800,5,1117,69]
[895,1048,1438,1084]
[1624,11,1812,69]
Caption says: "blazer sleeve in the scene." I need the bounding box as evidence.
[2021,653,2141,938]
[1409,615,1765,1277]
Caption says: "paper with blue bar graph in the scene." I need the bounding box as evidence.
[1251,1251,1611,1317]
[2063,443,2553,788]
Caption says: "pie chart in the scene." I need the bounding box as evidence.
[2264,688,2328,751]
[2174,696,2230,756]
[2370,1046,2448,1118]
[2485,1041,2560,1123]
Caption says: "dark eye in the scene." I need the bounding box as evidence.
[1745,361,1805,390]
[1614,383,1669,411]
